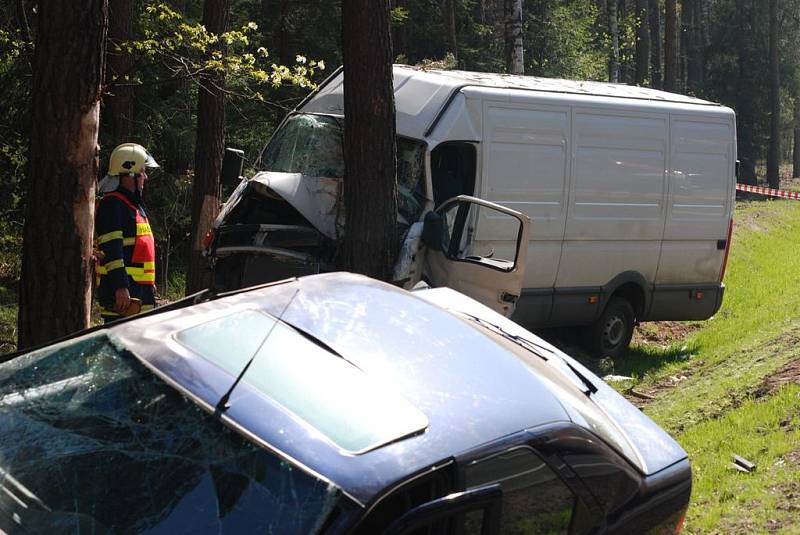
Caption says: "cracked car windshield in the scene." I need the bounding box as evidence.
[0,333,339,534]
[260,113,427,223]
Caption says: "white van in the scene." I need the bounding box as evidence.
[209,65,736,356]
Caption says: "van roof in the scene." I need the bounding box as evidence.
[397,65,716,104]
[300,65,725,141]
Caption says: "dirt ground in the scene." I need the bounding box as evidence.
[632,321,701,348]
[755,358,800,398]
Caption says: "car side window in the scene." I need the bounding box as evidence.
[464,447,576,535]
[353,467,456,535]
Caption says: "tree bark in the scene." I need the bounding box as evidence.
[186,0,230,294]
[649,0,662,89]
[687,0,705,89]
[607,0,620,82]
[735,0,753,163]
[443,0,458,61]
[794,99,800,178]
[18,0,108,349]
[767,0,780,188]
[635,0,650,85]
[504,0,524,74]
[663,0,677,92]
[340,0,398,281]
[392,0,407,60]
[680,0,690,89]
[617,0,630,83]
[106,0,134,141]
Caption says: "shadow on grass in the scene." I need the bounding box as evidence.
[611,343,697,379]
[534,327,698,380]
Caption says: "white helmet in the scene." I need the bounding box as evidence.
[108,143,159,176]
[99,143,159,193]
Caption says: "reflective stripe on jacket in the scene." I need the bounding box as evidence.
[95,191,156,285]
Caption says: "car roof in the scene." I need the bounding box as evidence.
[109,273,572,505]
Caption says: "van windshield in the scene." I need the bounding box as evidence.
[260,113,427,223]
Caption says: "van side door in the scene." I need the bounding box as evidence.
[421,195,530,317]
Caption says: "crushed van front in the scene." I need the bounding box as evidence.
[207,112,428,292]
[207,172,338,291]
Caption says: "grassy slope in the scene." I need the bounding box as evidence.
[620,199,800,533]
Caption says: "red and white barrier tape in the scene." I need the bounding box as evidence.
[736,183,800,200]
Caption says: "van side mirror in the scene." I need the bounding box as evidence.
[422,211,444,252]
[221,148,245,184]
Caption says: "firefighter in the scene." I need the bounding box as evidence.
[95,143,159,322]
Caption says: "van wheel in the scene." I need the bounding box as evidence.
[587,297,635,358]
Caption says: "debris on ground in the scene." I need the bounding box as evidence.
[627,389,656,401]
[731,454,757,473]
[602,374,634,383]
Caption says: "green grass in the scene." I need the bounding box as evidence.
[607,198,800,533]
[681,385,800,533]
[0,226,20,354]
[607,200,800,432]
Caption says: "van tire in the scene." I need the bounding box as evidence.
[587,297,635,358]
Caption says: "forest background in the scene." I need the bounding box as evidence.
[1,0,800,351]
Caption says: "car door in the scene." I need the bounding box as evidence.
[421,195,531,318]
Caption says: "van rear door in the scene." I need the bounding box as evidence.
[421,196,530,317]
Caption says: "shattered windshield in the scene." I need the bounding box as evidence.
[0,333,340,534]
[260,113,427,223]
[261,114,345,178]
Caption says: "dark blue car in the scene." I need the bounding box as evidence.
[0,273,690,534]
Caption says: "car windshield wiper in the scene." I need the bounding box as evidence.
[459,312,597,396]
[459,312,555,358]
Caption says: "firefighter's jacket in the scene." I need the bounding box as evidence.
[95,188,156,319]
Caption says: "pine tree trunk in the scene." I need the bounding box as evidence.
[767,0,780,189]
[618,0,631,83]
[393,0,407,59]
[504,0,524,74]
[18,0,108,349]
[340,0,398,281]
[680,0,690,90]
[794,99,800,178]
[735,0,753,163]
[635,0,650,85]
[649,0,662,89]
[607,0,620,82]
[690,0,705,87]
[443,0,458,61]
[664,0,677,92]
[106,0,134,140]
[186,0,230,294]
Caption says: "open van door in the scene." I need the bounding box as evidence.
[421,195,530,317]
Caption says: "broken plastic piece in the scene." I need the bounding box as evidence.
[731,454,756,473]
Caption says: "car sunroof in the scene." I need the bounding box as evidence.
[175,309,428,453]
